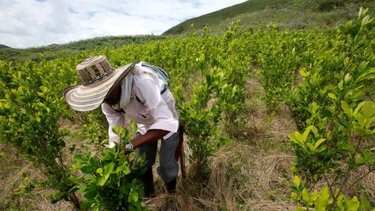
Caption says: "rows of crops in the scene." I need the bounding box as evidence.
[0,8,374,210]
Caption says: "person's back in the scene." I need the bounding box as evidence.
[64,56,181,196]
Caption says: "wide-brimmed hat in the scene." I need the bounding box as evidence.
[64,55,135,111]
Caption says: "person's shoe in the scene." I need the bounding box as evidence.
[165,178,177,194]
[140,168,155,197]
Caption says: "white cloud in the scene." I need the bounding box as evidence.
[0,0,246,48]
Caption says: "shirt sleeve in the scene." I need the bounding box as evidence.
[134,75,179,138]
[101,103,127,148]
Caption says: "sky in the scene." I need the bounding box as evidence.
[0,0,247,48]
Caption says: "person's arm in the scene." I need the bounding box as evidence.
[101,103,127,148]
[130,129,169,148]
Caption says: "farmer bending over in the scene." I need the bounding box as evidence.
[64,55,180,196]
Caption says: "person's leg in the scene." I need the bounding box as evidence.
[157,130,180,193]
[138,134,158,197]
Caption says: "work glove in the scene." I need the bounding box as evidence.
[125,142,134,150]
[124,142,134,155]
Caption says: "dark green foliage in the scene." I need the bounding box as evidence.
[73,127,145,211]
[0,60,81,207]
[287,8,375,210]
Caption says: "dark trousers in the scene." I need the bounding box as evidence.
[138,130,180,183]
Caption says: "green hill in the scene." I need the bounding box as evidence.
[0,44,11,49]
[163,0,375,35]
[0,35,163,62]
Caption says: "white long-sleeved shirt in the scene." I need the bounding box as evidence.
[101,63,179,148]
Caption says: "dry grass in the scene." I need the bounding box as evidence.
[208,144,296,211]
[0,143,74,210]
[364,171,375,202]
[142,118,297,210]
[0,119,85,210]
[143,194,201,210]
[142,73,299,210]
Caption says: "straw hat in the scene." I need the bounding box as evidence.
[64,55,135,111]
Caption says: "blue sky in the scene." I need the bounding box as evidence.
[0,0,246,48]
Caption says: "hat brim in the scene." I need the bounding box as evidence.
[64,62,136,112]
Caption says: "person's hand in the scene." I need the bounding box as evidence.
[124,142,134,154]
[126,142,134,150]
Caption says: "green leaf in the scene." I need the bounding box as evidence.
[347,196,359,211]
[337,194,345,209]
[97,163,115,186]
[292,192,300,201]
[310,190,319,202]
[356,151,375,165]
[306,143,315,152]
[81,166,94,174]
[328,93,337,100]
[103,162,115,174]
[315,187,332,211]
[89,157,98,167]
[302,188,310,204]
[73,155,86,164]
[355,113,366,128]
[295,131,305,143]
[360,101,375,117]
[355,154,365,165]
[122,166,131,175]
[344,73,351,83]
[341,101,353,117]
[98,174,110,186]
[315,146,327,153]
[360,67,375,79]
[115,166,123,173]
[301,127,312,142]
[360,195,371,210]
[353,101,366,115]
[96,168,103,176]
[288,133,298,144]
[314,138,326,149]
[84,190,97,200]
[300,68,310,77]
[338,80,344,90]
[294,176,301,188]
[309,125,319,136]
[309,102,319,115]
[128,189,139,202]
[119,184,128,195]
[112,126,120,135]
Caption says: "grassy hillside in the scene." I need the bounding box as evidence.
[163,0,375,35]
[0,35,163,62]
[0,44,11,49]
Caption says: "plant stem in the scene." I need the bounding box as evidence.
[342,167,375,193]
